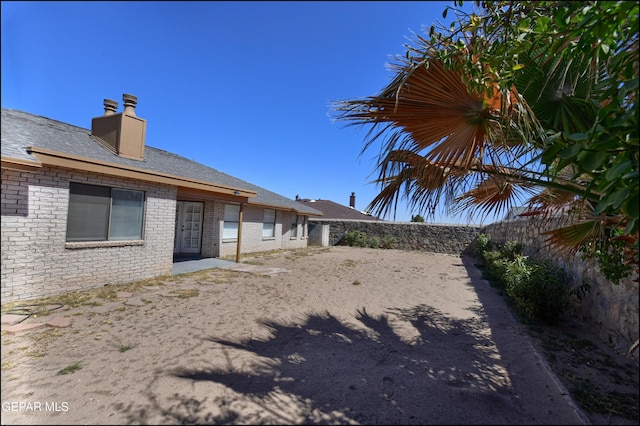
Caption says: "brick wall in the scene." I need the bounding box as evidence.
[1,166,176,302]
[218,206,308,257]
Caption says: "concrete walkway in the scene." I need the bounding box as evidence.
[172,257,237,275]
[172,257,290,277]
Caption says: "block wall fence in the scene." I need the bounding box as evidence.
[309,218,639,358]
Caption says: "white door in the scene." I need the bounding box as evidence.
[174,201,203,254]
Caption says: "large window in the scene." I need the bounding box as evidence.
[66,182,145,242]
[223,204,240,240]
[290,213,298,238]
[263,208,276,238]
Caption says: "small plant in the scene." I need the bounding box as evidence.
[343,230,368,247]
[381,236,397,249]
[367,236,381,248]
[118,344,136,353]
[473,233,493,259]
[352,280,362,286]
[169,289,199,298]
[57,361,82,375]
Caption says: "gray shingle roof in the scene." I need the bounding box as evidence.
[298,198,381,221]
[1,108,322,216]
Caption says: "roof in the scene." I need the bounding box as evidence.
[298,198,382,221]
[1,108,322,216]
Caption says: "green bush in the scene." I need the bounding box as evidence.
[367,236,381,248]
[506,259,568,325]
[482,250,509,290]
[343,230,368,247]
[381,236,397,249]
[474,233,493,258]
[343,230,389,249]
[500,240,523,260]
[475,235,569,325]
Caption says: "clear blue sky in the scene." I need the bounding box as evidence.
[2,1,498,224]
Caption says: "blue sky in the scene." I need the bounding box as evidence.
[2,1,497,224]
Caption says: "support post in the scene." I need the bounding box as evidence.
[235,203,244,263]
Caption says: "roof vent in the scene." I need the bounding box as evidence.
[103,99,118,116]
[122,94,137,117]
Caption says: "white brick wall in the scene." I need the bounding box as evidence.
[2,166,309,302]
[219,205,308,257]
[1,166,177,302]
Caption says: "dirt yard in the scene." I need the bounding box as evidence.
[1,246,638,425]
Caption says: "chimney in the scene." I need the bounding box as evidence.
[91,94,147,161]
[349,192,356,209]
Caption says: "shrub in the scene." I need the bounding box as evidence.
[500,240,523,260]
[367,236,381,248]
[474,233,493,258]
[475,234,569,325]
[381,236,397,249]
[343,230,368,247]
[482,250,509,290]
[506,259,568,325]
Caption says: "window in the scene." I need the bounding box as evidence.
[263,208,276,238]
[66,182,145,242]
[223,204,240,239]
[301,215,307,237]
[290,213,298,238]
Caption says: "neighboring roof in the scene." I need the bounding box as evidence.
[298,198,381,221]
[1,108,322,216]
[503,206,529,220]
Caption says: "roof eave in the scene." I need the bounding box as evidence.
[27,146,257,199]
[1,156,42,171]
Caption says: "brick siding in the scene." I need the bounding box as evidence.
[1,166,176,302]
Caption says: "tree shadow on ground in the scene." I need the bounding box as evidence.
[118,303,524,425]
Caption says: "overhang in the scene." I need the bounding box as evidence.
[27,146,257,199]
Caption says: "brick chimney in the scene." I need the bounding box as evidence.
[349,192,356,209]
[91,94,147,161]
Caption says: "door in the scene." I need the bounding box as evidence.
[174,201,204,254]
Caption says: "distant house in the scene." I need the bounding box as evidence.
[296,192,382,221]
[503,206,530,220]
[1,94,322,301]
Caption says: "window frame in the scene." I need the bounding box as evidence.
[223,203,240,240]
[66,182,146,243]
[262,208,276,239]
[290,213,298,238]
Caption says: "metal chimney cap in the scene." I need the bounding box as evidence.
[103,99,118,116]
[122,94,138,116]
[122,93,138,103]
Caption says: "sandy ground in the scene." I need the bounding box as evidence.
[0,246,633,425]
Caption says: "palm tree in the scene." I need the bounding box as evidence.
[332,14,637,282]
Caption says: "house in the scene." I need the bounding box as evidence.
[296,192,382,221]
[1,94,322,302]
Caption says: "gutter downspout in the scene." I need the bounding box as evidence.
[235,203,244,263]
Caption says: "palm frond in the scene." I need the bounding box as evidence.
[542,219,606,256]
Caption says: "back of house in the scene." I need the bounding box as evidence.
[1,95,321,302]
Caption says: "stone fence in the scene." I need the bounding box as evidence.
[482,217,638,358]
[309,217,639,359]
[308,218,482,254]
